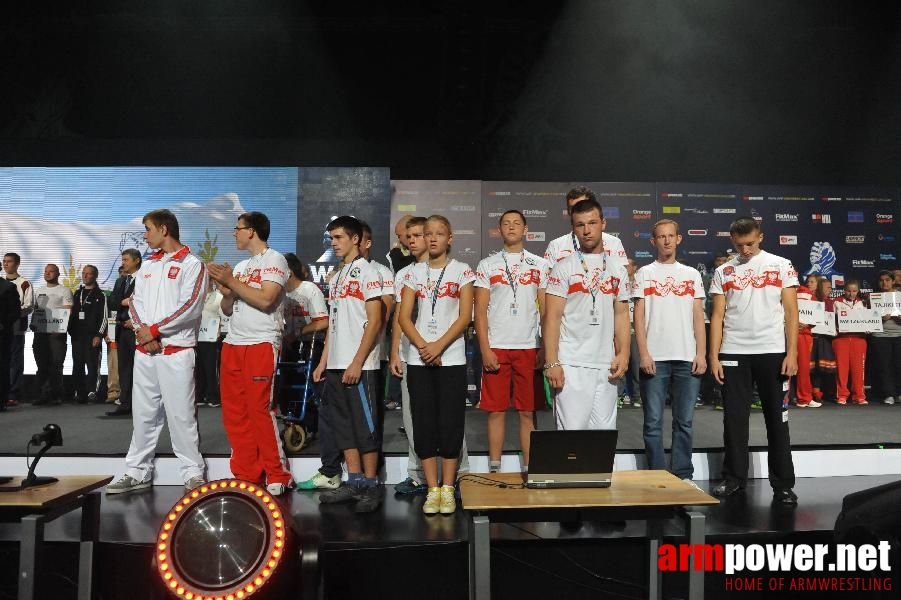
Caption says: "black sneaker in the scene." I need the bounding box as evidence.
[712,480,743,497]
[319,484,359,504]
[394,477,428,496]
[772,489,798,506]
[354,485,383,513]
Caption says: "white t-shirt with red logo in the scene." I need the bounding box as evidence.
[543,232,627,271]
[709,250,799,355]
[226,248,289,347]
[632,261,705,362]
[394,262,417,361]
[474,250,547,349]
[370,259,394,361]
[326,257,383,370]
[284,280,328,337]
[545,253,630,369]
[403,259,475,366]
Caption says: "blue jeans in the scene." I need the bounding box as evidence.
[639,360,702,479]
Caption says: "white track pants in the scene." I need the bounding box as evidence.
[125,350,205,483]
[554,364,618,430]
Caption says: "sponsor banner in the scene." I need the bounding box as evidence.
[845,235,865,244]
[847,211,865,223]
[31,308,71,334]
[662,205,681,214]
[779,235,797,245]
[393,179,482,268]
[837,308,883,333]
[869,292,901,317]
[481,181,655,261]
[876,213,894,224]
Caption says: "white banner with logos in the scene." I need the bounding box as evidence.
[31,308,71,334]
[837,309,884,334]
[869,292,901,317]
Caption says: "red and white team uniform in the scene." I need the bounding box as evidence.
[284,280,328,339]
[221,248,292,486]
[327,257,383,370]
[832,295,868,403]
[395,262,416,361]
[545,253,630,430]
[323,257,384,454]
[632,262,705,361]
[403,259,476,366]
[474,250,547,411]
[126,246,207,484]
[370,260,395,362]
[709,250,799,355]
[795,285,816,404]
[543,232,628,271]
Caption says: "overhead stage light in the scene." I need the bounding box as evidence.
[154,479,310,600]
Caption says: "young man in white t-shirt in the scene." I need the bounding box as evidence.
[633,220,706,484]
[709,217,800,505]
[543,186,628,272]
[475,210,547,472]
[312,216,385,513]
[31,263,73,405]
[543,199,631,430]
[208,211,293,496]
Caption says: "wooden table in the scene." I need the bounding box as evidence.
[460,470,719,600]
[0,475,112,600]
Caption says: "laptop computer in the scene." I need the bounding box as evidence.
[525,430,617,489]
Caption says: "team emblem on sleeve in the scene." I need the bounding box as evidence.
[167,266,180,279]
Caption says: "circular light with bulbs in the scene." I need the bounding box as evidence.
[155,480,291,600]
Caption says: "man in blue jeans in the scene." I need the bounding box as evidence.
[632,219,706,487]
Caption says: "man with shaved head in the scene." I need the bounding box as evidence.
[388,215,416,274]
[32,263,73,405]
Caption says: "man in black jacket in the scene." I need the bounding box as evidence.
[69,265,108,403]
[106,249,141,417]
[0,277,19,411]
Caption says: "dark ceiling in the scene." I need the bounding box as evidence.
[1,1,900,185]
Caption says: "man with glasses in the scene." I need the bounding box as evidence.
[209,212,294,496]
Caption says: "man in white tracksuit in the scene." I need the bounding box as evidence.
[107,209,207,494]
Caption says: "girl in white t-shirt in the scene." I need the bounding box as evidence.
[398,215,475,515]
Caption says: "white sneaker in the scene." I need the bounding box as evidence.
[184,475,206,490]
[106,474,152,494]
[884,397,896,405]
[797,400,822,408]
[266,482,291,496]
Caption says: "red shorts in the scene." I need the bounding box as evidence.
[479,348,545,412]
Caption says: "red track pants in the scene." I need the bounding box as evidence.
[220,342,292,485]
[796,331,814,403]
[832,336,867,402]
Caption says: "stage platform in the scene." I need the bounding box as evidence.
[0,474,897,599]
[2,399,901,485]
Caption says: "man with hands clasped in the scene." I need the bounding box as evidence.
[542,199,630,430]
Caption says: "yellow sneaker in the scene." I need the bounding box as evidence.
[423,487,441,515]
[439,484,456,514]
